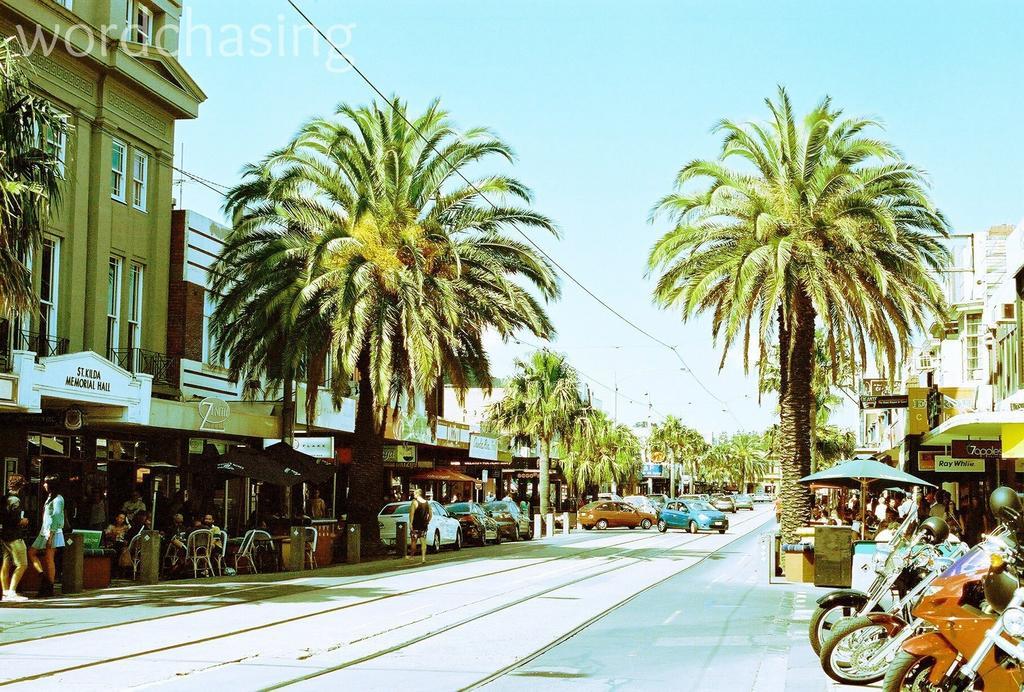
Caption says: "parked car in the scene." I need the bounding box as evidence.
[445,502,500,546]
[731,494,754,510]
[578,501,657,530]
[657,499,729,534]
[711,495,737,513]
[623,495,661,517]
[484,500,531,540]
[597,492,623,502]
[751,492,774,503]
[645,493,669,509]
[377,501,463,552]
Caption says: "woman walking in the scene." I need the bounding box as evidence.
[407,489,432,564]
[27,475,64,597]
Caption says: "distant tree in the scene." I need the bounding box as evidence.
[562,410,641,496]
[649,416,708,495]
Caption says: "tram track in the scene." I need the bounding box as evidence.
[0,513,771,687]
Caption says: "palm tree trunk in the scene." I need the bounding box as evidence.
[669,448,676,498]
[281,372,295,516]
[779,291,815,543]
[539,438,551,515]
[349,348,385,552]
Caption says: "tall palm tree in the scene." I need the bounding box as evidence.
[649,415,707,495]
[488,351,586,515]
[562,409,641,498]
[648,87,949,541]
[0,37,67,315]
[728,432,770,492]
[215,98,559,545]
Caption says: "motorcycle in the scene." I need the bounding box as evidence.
[883,487,1024,692]
[809,507,923,654]
[818,518,967,685]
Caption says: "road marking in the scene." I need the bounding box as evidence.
[662,609,682,625]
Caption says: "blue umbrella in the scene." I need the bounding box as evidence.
[800,459,934,538]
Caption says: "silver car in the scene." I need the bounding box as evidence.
[732,494,754,510]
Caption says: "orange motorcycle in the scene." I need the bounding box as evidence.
[883,487,1023,691]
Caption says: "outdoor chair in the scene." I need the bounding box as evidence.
[250,530,277,573]
[186,529,215,578]
[213,529,227,575]
[234,530,258,575]
[125,533,144,580]
[304,526,318,569]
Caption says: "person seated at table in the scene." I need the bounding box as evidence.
[167,514,188,546]
[129,511,152,540]
[873,509,900,542]
[121,490,146,519]
[103,512,131,551]
[200,514,223,548]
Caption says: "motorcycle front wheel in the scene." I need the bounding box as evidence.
[820,615,895,685]
[809,597,867,655]
[881,651,945,692]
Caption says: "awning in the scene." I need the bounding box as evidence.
[264,442,336,484]
[410,468,477,482]
[218,446,301,486]
[921,411,1024,447]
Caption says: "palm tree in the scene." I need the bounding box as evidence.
[728,432,770,492]
[0,37,67,315]
[215,98,559,545]
[648,87,949,541]
[562,410,641,498]
[488,351,586,515]
[649,416,707,495]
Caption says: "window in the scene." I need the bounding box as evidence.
[39,238,59,345]
[107,257,122,358]
[132,152,148,211]
[965,312,982,377]
[38,119,67,178]
[126,2,154,45]
[111,140,126,202]
[127,263,143,352]
[54,0,72,9]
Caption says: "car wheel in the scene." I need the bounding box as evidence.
[718,529,726,534]
[494,529,501,545]
[431,531,441,553]
[688,520,698,534]
[583,525,592,531]
[454,529,462,551]
[640,519,652,530]
[596,519,609,530]
[657,520,667,533]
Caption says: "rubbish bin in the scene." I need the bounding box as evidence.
[814,526,855,587]
[782,542,814,583]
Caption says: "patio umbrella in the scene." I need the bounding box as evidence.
[800,459,934,538]
[218,446,301,487]
[264,442,336,485]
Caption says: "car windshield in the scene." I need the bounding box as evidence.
[484,502,512,512]
[735,495,751,501]
[687,501,714,511]
[446,503,472,514]
[380,503,410,515]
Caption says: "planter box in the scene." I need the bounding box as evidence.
[783,546,815,583]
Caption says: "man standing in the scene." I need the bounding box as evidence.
[0,475,30,602]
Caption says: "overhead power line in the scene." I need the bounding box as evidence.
[285,0,741,427]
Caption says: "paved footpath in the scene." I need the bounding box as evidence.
[0,507,867,691]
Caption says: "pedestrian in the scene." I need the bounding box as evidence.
[406,488,432,564]
[27,475,65,597]
[0,474,30,602]
[309,488,327,519]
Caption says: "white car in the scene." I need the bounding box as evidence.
[623,495,660,515]
[378,501,463,552]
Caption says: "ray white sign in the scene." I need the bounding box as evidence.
[935,455,985,473]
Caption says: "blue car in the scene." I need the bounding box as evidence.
[657,499,729,534]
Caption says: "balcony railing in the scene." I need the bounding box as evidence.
[0,329,70,372]
[109,348,176,387]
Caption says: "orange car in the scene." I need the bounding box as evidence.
[578,501,656,530]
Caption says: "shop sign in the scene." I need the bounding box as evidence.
[642,463,664,477]
[384,409,434,445]
[469,433,499,461]
[861,379,892,396]
[907,386,978,435]
[918,451,938,471]
[860,395,908,410]
[383,445,417,464]
[935,455,986,473]
[950,439,1001,459]
[266,437,335,459]
[436,419,471,448]
[198,397,230,432]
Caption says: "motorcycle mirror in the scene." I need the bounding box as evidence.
[990,486,1023,526]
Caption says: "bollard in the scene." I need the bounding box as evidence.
[533,514,542,539]
[562,512,570,535]
[139,530,162,584]
[288,526,307,572]
[346,524,361,564]
[545,513,554,538]
[396,521,407,559]
[62,532,84,594]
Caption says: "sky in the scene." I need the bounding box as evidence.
[173,1,1024,437]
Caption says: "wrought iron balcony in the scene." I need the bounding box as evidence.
[0,329,70,372]
[109,348,176,387]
